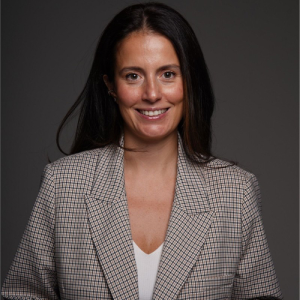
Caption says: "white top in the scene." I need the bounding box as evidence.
[133,241,164,300]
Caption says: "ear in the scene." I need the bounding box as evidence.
[103,75,117,98]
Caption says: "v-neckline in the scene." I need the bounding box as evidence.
[133,240,164,256]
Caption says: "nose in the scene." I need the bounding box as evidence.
[142,76,162,103]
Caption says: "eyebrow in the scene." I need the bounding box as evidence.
[119,64,181,74]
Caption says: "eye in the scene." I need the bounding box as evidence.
[162,71,175,79]
[125,73,140,81]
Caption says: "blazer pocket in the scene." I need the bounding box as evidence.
[182,273,235,300]
[196,273,234,289]
[178,274,234,299]
[178,274,234,300]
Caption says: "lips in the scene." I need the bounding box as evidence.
[138,109,168,116]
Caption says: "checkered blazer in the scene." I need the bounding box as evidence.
[2,136,283,299]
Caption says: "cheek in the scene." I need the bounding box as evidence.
[115,85,141,107]
[165,84,184,104]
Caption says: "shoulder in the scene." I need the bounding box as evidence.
[40,145,121,197]
[50,145,117,171]
[203,158,257,185]
[44,145,118,186]
[201,158,259,202]
[48,148,99,174]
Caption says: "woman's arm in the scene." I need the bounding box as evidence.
[2,165,60,300]
[232,174,283,299]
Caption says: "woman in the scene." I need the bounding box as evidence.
[2,3,283,299]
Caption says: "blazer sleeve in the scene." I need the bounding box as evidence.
[2,164,60,300]
[231,174,283,299]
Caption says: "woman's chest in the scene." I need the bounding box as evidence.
[125,176,175,253]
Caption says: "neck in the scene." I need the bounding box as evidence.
[123,131,178,174]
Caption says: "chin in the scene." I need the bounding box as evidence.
[124,123,178,143]
[138,129,176,142]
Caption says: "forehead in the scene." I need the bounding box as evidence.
[115,31,180,69]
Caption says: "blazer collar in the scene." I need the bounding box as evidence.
[85,134,215,299]
[88,139,126,202]
[173,135,210,214]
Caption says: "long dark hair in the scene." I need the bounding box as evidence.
[57,2,215,163]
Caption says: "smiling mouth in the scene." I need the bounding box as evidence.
[137,108,169,116]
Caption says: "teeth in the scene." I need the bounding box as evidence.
[140,109,167,116]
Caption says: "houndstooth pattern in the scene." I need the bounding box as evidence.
[2,135,283,299]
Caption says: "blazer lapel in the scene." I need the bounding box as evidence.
[153,138,215,299]
[85,144,139,299]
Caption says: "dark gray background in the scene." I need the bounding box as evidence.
[2,0,299,298]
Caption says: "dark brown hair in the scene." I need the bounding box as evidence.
[57,2,215,163]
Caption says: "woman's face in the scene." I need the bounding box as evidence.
[105,31,184,144]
